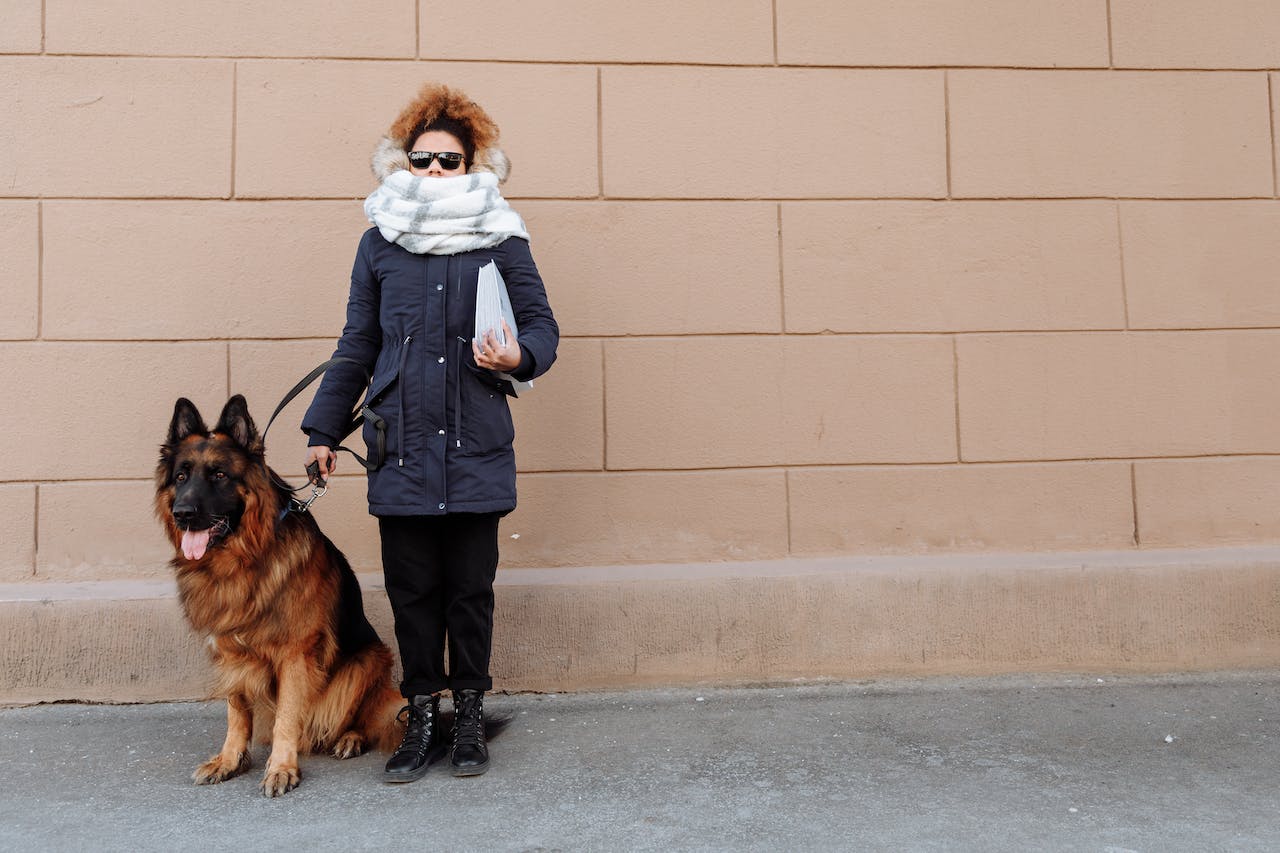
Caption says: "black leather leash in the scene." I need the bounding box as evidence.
[259,356,387,510]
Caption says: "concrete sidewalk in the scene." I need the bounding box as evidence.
[2,672,1278,852]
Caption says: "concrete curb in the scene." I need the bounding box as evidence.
[4,546,1280,703]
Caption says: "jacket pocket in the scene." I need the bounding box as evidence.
[363,352,406,407]
[362,335,411,465]
[458,359,514,456]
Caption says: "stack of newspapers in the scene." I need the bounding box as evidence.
[474,261,533,396]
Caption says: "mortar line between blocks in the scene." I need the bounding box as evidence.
[36,201,43,339]
[41,0,46,53]
[1106,0,1114,68]
[23,55,1280,71]
[952,335,962,462]
[1130,462,1140,546]
[600,341,609,471]
[415,1,421,59]
[776,203,786,332]
[771,0,779,65]
[1269,74,1278,198]
[32,328,1280,344]
[226,343,232,398]
[230,62,238,199]
[1115,202,1131,330]
[597,67,604,198]
[784,468,793,555]
[31,484,39,578]
[944,70,952,198]
[17,195,1280,203]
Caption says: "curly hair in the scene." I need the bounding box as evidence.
[388,83,500,157]
[371,83,510,183]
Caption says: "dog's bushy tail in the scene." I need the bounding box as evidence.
[370,688,410,753]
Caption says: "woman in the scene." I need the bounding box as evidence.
[302,83,558,783]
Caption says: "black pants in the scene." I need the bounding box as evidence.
[378,513,500,696]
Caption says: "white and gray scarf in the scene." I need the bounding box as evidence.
[364,170,529,256]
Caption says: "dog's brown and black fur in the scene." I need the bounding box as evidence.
[155,395,403,797]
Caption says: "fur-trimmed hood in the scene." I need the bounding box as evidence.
[371,83,511,184]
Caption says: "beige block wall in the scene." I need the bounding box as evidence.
[1111,0,1280,69]
[235,61,598,199]
[0,486,36,582]
[45,1,418,58]
[949,70,1272,198]
[0,0,41,53]
[1,58,234,197]
[6,1,1280,682]
[776,0,1111,67]
[602,67,947,198]
[1121,202,1280,328]
[0,202,39,339]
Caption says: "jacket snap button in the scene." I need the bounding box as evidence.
[437,356,445,364]
[438,503,446,510]
[436,284,443,291]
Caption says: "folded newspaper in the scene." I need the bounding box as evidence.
[474,261,533,396]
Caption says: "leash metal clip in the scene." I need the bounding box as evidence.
[289,484,327,514]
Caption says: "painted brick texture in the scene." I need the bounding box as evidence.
[789,463,1135,555]
[0,486,35,582]
[521,202,781,336]
[776,0,1111,67]
[1111,0,1280,69]
[235,61,597,199]
[419,1,775,64]
[782,202,1125,332]
[949,71,1273,198]
[0,58,234,198]
[0,202,39,339]
[6,1,1280,584]
[43,202,368,339]
[45,1,417,58]
[958,332,1280,461]
[0,344,226,482]
[601,67,946,198]
[0,0,41,53]
[1121,202,1280,329]
[605,336,956,469]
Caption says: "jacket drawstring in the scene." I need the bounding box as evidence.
[397,335,412,466]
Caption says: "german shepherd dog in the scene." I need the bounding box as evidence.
[155,395,404,797]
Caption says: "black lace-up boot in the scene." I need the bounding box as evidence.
[383,693,443,783]
[450,689,490,776]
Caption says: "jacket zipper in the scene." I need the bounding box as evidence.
[436,259,447,509]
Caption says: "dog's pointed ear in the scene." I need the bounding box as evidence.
[167,398,207,446]
[214,394,261,451]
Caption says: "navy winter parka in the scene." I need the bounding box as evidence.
[302,228,558,516]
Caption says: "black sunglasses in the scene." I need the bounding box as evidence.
[408,151,465,171]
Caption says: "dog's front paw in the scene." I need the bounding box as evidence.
[260,764,300,797]
[193,750,251,785]
[332,732,366,759]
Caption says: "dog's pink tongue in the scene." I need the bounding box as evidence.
[181,529,210,561]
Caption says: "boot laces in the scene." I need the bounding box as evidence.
[453,694,485,748]
[394,702,435,755]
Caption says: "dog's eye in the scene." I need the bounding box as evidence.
[175,472,187,483]
[213,471,227,480]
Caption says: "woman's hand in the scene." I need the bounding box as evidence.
[472,318,522,373]
[305,445,336,484]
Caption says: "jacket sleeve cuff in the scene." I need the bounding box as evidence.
[508,344,537,382]
[307,430,338,448]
